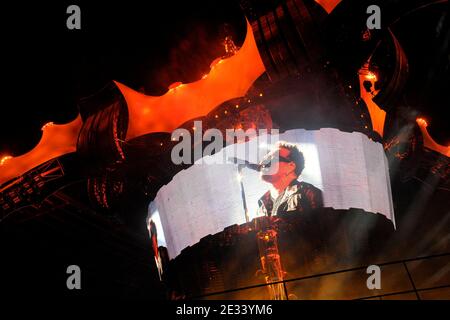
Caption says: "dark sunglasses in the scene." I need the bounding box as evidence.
[260,155,292,168]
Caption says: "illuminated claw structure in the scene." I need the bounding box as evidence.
[0,116,82,186]
[3,0,447,192]
[115,20,265,141]
[0,20,265,187]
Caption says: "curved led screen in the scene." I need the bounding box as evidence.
[148,128,395,259]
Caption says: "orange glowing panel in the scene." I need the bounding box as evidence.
[358,63,386,138]
[315,0,342,14]
[115,20,266,141]
[416,118,450,157]
[0,115,82,185]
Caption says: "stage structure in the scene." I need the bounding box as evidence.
[1,0,449,300]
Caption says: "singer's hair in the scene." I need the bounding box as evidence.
[276,141,305,176]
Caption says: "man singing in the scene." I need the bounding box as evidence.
[257,142,323,216]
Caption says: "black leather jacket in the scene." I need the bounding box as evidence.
[257,180,324,217]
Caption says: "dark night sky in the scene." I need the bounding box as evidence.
[0,0,448,157]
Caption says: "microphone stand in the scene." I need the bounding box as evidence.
[238,164,250,223]
[233,159,287,299]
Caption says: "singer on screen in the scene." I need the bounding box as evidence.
[257,142,323,216]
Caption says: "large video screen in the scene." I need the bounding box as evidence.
[148,128,395,259]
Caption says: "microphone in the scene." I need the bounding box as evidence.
[228,157,261,171]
